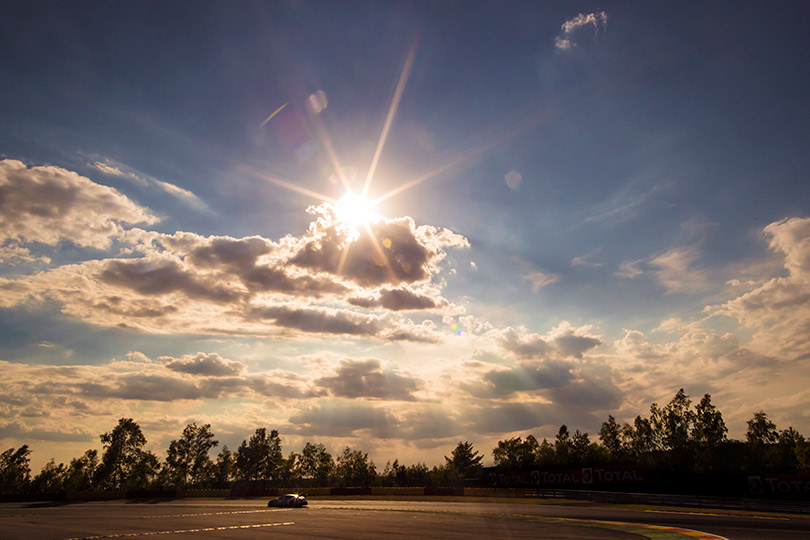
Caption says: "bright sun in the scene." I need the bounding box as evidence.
[334,192,380,232]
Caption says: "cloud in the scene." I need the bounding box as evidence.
[469,360,574,398]
[570,250,601,268]
[616,259,644,278]
[561,12,608,34]
[499,329,551,359]
[90,158,206,209]
[556,11,607,50]
[314,359,422,400]
[710,217,810,361]
[160,352,246,377]
[0,420,94,442]
[522,271,559,292]
[349,288,439,311]
[290,203,468,288]
[288,401,399,438]
[0,159,157,249]
[649,245,708,293]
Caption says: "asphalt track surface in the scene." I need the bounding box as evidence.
[1,498,809,540]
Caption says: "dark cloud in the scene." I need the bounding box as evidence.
[99,259,240,304]
[466,402,550,434]
[468,360,574,398]
[190,236,347,297]
[554,334,602,359]
[499,330,551,359]
[288,402,398,438]
[379,289,437,311]
[348,287,442,312]
[161,352,246,377]
[0,159,156,249]
[397,408,462,441]
[247,305,381,336]
[290,218,432,287]
[315,359,422,400]
[0,420,94,442]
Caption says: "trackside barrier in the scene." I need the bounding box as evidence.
[424,487,464,496]
[178,489,230,498]
[330,487,372,495]
[372,487,423,496]
[66,491,125,501]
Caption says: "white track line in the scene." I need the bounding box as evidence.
[64,521,295,539]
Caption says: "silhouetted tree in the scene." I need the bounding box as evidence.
[96,418,159,490]
[235,428,284,482]
[213,445,234,487]
[31,459,66,493]
[335,447,376,487]
[599,415,624,461]
[445,441,483,478]
[691,394,727,472]
[663,389,694,461]
[492,435,539,469]
[298,442,333,486]
[0,445,31,494]
[163,423,218,488]
[63,449,98,492]
[554,425,571,466]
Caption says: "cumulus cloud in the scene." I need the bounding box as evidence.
[314,359,422,400]
[710,217,810,361]
[0,159,157,249]
[522,271,559,292]
[160,352,246,376]
[349,288,439,311]
[468,360,574,398]
[0,219,452,341]
[498,322,601,360]
[291,203,468,288]
[288,401,398,438]
[556,11,607,50]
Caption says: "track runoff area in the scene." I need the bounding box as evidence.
[3,497,810,540]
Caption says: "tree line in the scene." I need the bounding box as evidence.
[2,390,808,494]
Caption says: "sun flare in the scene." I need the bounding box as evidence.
[334,192,380,232]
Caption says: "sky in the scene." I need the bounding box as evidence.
[2,1,810,470]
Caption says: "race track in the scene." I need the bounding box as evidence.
[1,498,808,539]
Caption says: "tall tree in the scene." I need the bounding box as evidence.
[164,423,218,488]
[492,435,539,469]
[0,445,31,493]
[96,418,158,490]
[235,428,283,482]
[691,394,727,472]
[599,415,624,460]
[63,449,99,492]
[31,459,67,493]
[335,447,376,487]
[445,441,483,478]
[554,425,571,466]
[298,442,333,486]
[662,389,694,457]
[746,411,778,446]
[214,445,234,487]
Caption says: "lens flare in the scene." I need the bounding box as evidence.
[334,192,380,234]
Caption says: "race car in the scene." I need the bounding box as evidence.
[268,493,308,507]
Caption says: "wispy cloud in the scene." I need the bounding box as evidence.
[522,271,559,292]
[89,158,207,210]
